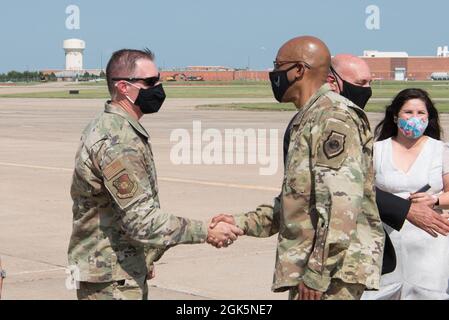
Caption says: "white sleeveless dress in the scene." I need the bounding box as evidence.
[362,137,449,300]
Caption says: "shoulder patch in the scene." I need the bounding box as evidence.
[113,173,138,199]
[103,159,125,181]
[101,148,148,210]
[323,131,346,159]
[315,117,353,170]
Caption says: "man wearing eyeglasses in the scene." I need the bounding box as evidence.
[210,36,385,300]
[68,49,243,300]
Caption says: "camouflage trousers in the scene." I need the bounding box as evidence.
[289,279,366,300]
[77,275,148,300]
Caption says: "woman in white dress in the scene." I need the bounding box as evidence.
[363,88,449,300]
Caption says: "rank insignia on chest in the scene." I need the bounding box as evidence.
[324,131,346,159]
[113,173,138,199]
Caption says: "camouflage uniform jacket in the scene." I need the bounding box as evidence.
[234,84,385,292]
[68,102,207,282]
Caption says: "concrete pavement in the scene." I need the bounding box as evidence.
[0,97,447,300]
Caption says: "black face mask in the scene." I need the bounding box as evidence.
[331,67,372,109]
[269,64,298,102]
[133,84,166,114]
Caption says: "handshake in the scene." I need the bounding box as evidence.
[206,214,244,248]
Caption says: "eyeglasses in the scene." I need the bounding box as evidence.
[273,60,312,70]
[112,73,160,87]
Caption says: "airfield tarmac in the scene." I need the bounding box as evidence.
[0,94,448,300]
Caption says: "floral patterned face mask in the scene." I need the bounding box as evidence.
[397,117,429,139]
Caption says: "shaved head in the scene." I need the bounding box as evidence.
[331,54,372,89]
[273,36,331,107]
[327,54,373,109]
[277,36,331,80]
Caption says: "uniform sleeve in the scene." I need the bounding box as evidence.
[144,246,166,274]
[100,144,207,248]
[233,195,281,237]
[302,114,365,292]
[443,143,449,176]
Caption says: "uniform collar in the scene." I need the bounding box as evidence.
[104,101,149,139]
[292,83,332,125]
[299,83,332,112]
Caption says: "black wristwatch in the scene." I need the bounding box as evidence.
[0,269,5,279]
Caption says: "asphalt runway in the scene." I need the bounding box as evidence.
[0,97,447,300]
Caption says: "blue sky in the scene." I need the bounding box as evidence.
[0,0,448,72]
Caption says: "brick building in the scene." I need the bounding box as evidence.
[161,55,449,82]
[362,57,449,80]
[160,70,269,81]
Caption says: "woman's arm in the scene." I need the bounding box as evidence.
[436,174,449,208]
[410,175,449,210]
[410,144,449,208]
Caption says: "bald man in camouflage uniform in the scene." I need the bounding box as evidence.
[69,49,242,300]
[211,36,385,300]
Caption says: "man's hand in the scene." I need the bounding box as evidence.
[409,192,438,207]
[207,214,240,248]
[407,202,449,237]
[147,264,156,280]
[209,213,236,229]
[207,220,243,249]
[298,282,323,300]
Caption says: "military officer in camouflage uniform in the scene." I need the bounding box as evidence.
[210,36,385,300]
[68,49,243,300]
